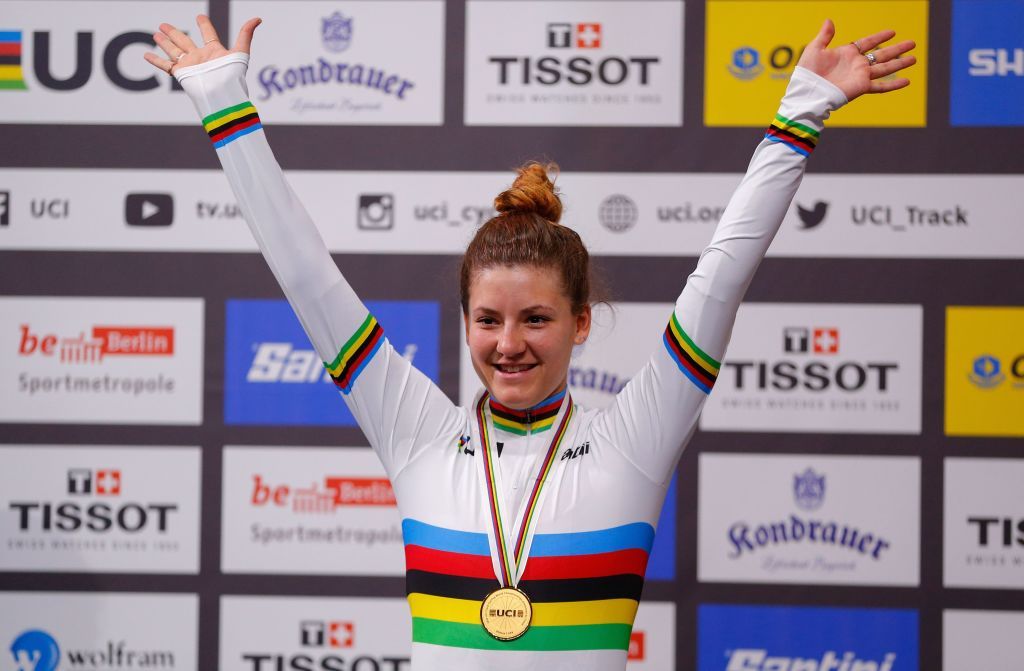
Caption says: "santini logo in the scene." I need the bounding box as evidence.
[726,649,896,671]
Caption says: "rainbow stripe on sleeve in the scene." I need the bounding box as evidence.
[765,113,820,157]
[202,101,263,149]
[324,313,384,394]
[403,518,653,651]
[663,312,720,394]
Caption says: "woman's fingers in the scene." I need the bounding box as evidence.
[142,51,174,75]
[855,28,897,54]
[232,17,262,55]
[871,39,916,64]
[869,54,917,81]
[153,32,183,61]
[870,77,910,94]
[159,22,197,53]
[809,18,836,50]
[196,14,222,47]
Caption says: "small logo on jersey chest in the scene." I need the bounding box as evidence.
[560,441,591,461]
[457,435,474,456]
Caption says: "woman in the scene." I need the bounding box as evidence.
[146,17,914,670]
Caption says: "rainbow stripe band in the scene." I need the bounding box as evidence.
[765,113,820,157]
[0,31,27,90]
[202,101,262,149]
[663,312,720,394]
[488,388,564,435]
[403,518,653,651]
[324,313,384,394]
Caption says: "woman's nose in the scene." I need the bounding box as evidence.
[496,325,525,356]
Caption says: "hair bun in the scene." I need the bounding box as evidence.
[494,161,563,224]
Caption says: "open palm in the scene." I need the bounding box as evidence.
[798,19,917,101]
[143,14,261,75]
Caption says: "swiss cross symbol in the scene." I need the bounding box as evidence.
[812,328,839,354]
[577,23,602,48]
[628,631,645,660]
[300,620,354,648]
[95,469,122,495]
[328,622,354,648]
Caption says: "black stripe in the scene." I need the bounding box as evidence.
[407,570,644,603]
[206,111,260,139]
[0,55,19,66]
[332,322,383,384]
[768,123,817,148]
[665,325,717,383]
[490,404,559,423]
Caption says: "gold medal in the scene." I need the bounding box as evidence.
[480,587,532,641]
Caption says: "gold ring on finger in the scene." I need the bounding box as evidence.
[851,40,864,55]
[204,38,219,45]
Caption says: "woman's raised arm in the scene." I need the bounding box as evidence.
[144,16,463,476]
[595,21,916,485]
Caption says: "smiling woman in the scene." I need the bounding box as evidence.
[146,13,915,671]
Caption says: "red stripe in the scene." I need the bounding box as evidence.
[521,548,649,580]
[209,116,261,143]
[335,327,382,389]
[479,397,511,585]
[664,329,715,388]
[490,396,561,419]
[0,43,21,56]
[766,126,814,153]
[513,407,571,560]
[405,545,495,579]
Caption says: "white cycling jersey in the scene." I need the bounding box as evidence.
[175,54,845,671]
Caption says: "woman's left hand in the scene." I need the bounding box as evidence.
[797,19,917,102]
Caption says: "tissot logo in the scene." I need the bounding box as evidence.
[490,21,659,87]
[357,193,394,230]
[125,193,174,227]
[783,326,839,355]
[8,467,177,534]
[968,517,1024,548]
[251,474,396,510]
[300,620,354,648]
[18,324,174,363]
[797,200,828,229]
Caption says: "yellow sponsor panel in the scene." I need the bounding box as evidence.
[945,307,1024,437]
[705,1,928,127]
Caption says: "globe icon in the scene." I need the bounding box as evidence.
[599,195,638,233]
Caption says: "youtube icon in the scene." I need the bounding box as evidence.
[126,193,174,227]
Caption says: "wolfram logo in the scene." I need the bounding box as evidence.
[489,22,660,86]
[257,12,416,103]
[10,630,60,671]
[321,12,353,53]
[726,468,892,561]
[8,467,177,534]
[728,47,763,80]
[725,649,896,671]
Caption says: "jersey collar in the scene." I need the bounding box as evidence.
[488,388,566,436]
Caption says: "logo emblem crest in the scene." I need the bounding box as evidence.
[321,12,353,53]
[793,468,825,511]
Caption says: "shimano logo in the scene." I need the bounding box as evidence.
[726,649,896,671]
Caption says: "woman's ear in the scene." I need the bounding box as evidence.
[574,304,592,345]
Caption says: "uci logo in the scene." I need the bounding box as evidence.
[5,29,185,92]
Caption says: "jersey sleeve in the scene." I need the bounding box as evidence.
[593,66,848,485]
[174,54,462,477]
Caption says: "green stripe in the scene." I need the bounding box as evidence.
[480,399,515,583]
[0,79,27,89]
[774,113,820,139]
[671,313,720,370]
[327,314,375,369]
[515,405,571,561]
[491,417,529,436]
[412,618,632,651]
[202,100,255,126]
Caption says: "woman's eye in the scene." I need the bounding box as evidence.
[527,315,548,324]
[476,317,496,325]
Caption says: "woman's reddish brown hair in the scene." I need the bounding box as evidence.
[460,161,592,315]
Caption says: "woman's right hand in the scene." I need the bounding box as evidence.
[143,14,261,76]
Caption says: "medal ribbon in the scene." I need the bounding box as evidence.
[475,391,575,587]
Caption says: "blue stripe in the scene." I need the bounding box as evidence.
[403,519,490,556]
[341,334,384,395]
[765,133,810,157]
[0,31,23,42]
[530,522,655,556]
[212,123,263,149]
[663,333,713,394]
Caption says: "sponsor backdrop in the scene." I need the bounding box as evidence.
[0,0,1020,670]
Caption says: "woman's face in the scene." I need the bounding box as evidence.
[465,264,591,410]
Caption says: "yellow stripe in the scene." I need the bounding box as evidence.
[203,105,257,132]
[669,317,717,376]
[772,120,817,143]
[0,65,24,80]
[326,320,376,376]
[408,594,638,627]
